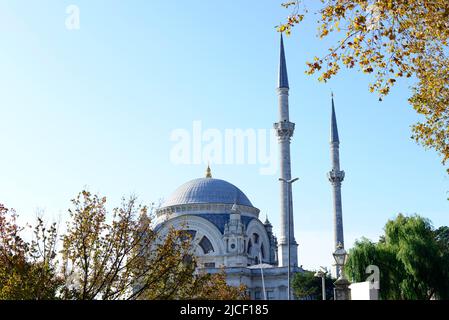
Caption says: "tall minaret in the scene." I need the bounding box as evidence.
[327,94,345,276]
[274,35,298,267]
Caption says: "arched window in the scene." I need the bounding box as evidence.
[253,233,259,244]
[180,230,197,242]
[254,256,259,264]
[247,239,252,254]
[261,243,265,259]
[199,236,214,254]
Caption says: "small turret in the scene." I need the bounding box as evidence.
[264,215,273,233]
[263,214,278,265]
[223,203,248,266]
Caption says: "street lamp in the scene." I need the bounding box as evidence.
[314,267,328,300]
[333,242,348,278]
[333,242,351,300]
[279,177,299,300]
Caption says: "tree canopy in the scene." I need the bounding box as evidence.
[292,270,334,300]
[279,0,449,174]
[0,204,62,299]
[346,214,449,300]
[0,192,247,300]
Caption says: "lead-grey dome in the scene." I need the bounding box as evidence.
[161,178,254,208]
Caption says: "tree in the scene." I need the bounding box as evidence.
[292,270,334,300]
[0,204,62,299]
[190,272,248,300]
[141,269,248,300]
[0,192,248,300]
[60,191,247,300]
[279,0,449,174]
[345,214,449,300]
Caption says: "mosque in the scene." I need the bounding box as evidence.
[154,36,346,300]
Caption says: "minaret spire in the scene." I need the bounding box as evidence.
[330,93,340,143]
[327,94,345,277]
[278,34,289,89]
[274,35,298,268]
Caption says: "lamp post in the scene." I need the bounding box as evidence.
[333,242,351,300]
[314,267,328,300]
[279,177,299,300]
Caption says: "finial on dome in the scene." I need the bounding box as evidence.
[264,214,272,225]
[205,163,212,178]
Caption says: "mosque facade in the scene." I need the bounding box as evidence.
[155,36,345,300]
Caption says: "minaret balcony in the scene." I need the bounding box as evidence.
[273,121,295,141]
[328,169,345,183]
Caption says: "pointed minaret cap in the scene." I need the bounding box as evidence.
[278,34,289,89]
[205,164,212,178]
[330,92,340,143]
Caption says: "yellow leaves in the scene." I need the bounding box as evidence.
[353,15,367,31]
[334,20,340,31]
[306,60,322,75]
[354,34,364,45]
[320,28,329,38]
[388,78,396,84]
[281,0,449,170]
[334,5,345,17]
[359,58,370,66]
[281,1,297,9]
[342,55,355,68]
[379,87,389,95]
[386,0,394,10]
[278,25,288,33]
[288,14,304,25]
[317,61,340,82]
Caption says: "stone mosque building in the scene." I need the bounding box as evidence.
[155,36,346,300]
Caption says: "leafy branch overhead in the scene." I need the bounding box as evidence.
[279,0,449,172]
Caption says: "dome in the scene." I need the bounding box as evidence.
[161,178,254,208]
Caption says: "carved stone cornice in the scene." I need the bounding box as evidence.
[156,202,260,218]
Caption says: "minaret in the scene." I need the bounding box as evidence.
[274,35,298,267]
[327,94,345,276]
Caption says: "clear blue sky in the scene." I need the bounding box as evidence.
[0,0,448,271]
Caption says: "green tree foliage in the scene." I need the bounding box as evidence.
[292,270,334,300]
[279,0,449,174]
[346,214,449,300]
[0,204,62,299]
